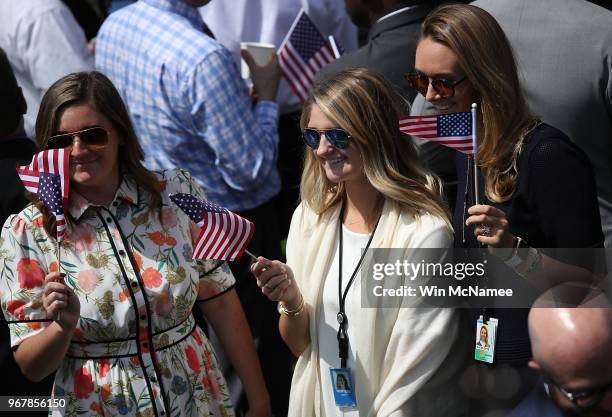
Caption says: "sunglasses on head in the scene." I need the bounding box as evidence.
[46,126,109,150]
[301,128,351,150]
[405,71,467,98]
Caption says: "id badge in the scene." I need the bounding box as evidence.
[474,315,498,363]
[329,368,357,407]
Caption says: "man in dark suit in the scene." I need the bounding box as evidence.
[471,0,612,248]
[318,0,437,107]
[0,47,53,416]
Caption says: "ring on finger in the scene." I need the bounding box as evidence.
[479,225,492,237]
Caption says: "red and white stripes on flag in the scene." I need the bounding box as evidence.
[169,193,254,262]
[399,111,476,155]
[277,9,340,103]
[193,208,254,262]
[16,149,70,241]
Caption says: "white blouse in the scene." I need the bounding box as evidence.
[318,225,370,416]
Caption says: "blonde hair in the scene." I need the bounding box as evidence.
[420,4,537,202]
[300,68,449,225]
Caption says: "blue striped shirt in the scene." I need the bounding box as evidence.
[95,0,280,211]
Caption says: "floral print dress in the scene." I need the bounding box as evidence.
[0,168,235,417]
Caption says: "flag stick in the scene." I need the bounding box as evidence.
[471,103,480,205]
[328,35,341,59]
[244,249,258,262]
[56,240,61,322]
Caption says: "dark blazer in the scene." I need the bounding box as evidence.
[317,5,431,108]
[0,136,37,226]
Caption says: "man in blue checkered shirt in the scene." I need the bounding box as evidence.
[95,0,281,213]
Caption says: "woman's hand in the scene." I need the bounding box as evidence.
[250,257,300,306]
[42,272,80,331]
[252,257,310,356]
[466,204,515,258]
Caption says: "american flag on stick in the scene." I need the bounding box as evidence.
[16,149,70,242]
[170,193,255,262]
[277,9,341,103]
[400,111,476,155]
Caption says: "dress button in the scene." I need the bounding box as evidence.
[119,249,126,256]
[131,281,138,288]
[140,314,146,321]
[150,376,157,383]
[106,217,112,223]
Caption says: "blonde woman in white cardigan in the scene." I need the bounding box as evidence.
[251,69,465,417]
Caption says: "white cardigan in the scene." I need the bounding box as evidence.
[286,199,466,417]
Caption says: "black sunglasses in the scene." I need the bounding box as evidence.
[301,128,351,150]
[544,376,612,409]
[405,71,467,98]
[46,126,109,150]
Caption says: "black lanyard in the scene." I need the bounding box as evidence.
[336,205,380,368]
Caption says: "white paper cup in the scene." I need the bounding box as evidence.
[240,42,276,79]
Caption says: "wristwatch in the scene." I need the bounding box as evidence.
[504,236,530,268]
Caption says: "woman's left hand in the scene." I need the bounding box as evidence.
[466,204,515,252]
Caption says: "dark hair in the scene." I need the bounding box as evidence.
[336,373,349,389]
[32,71,161,239]
[0,48,27,135]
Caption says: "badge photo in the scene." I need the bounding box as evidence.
[474,316,498,364]
[329,368,357,408]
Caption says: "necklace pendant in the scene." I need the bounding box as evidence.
[337,312,346,325]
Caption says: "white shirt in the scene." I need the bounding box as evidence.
[199,0,358,114]
[0,0,94,138]
[318,225,370,417]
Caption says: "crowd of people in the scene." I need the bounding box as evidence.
[0,1,611,417]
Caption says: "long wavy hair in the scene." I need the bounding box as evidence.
[300,68,449,225]
[32,71,161,239]
[420,4,538,202]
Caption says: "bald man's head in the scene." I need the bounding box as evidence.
[529,307,612,416]
[529,308,612,380]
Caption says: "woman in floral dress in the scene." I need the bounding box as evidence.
[0,72,271,417]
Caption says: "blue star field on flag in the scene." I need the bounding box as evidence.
[438,112,472,136]
[38,173,64,216]
[170,193,226,225]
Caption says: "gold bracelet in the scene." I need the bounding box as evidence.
[279,294,304,317]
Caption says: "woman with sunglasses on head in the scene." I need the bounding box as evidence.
[0,71,272,417]
[408,4,604,415]
[251,68,466,416]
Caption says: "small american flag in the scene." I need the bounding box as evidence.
[170,193,254,262]
[16,149,70,242]
[278,9,340,103]
[400,111,476,155]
